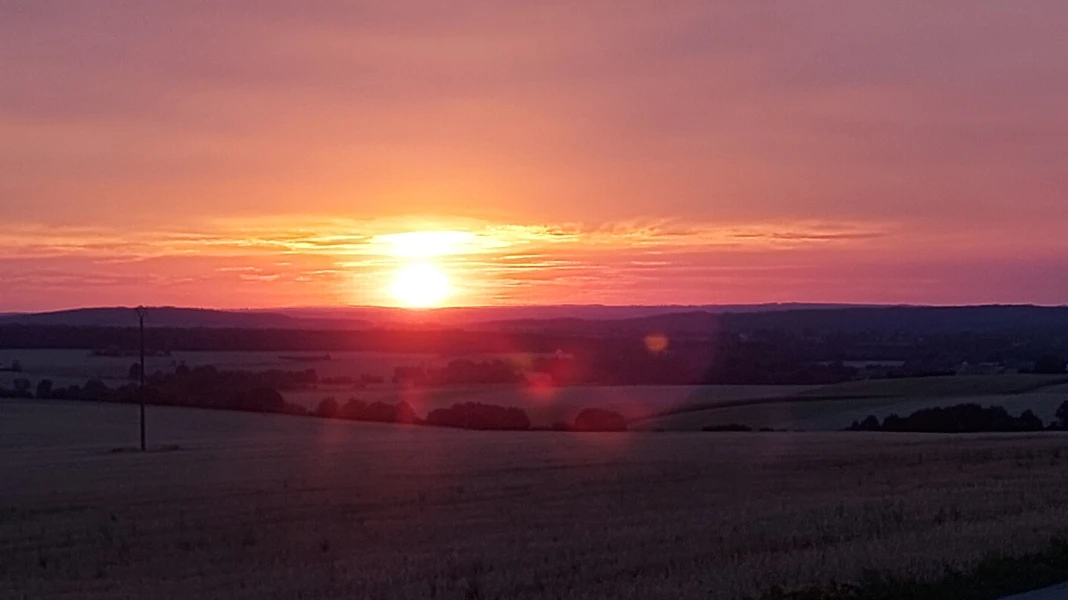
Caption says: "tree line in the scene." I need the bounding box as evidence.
[847,402,1068,433]
[311,397,626,432]
[1,363,628,432]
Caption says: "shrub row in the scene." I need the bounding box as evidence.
[848,401,1068,433]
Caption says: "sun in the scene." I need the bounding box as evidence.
[389,262,452,308]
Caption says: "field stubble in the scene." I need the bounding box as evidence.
[3,399,1068,599]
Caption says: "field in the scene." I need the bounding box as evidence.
[636,375,1068,432]
[0,348,457,383]
[5,349,1067,431]
[5,399,1068,599]
[283,384,811,427]
[0,347,810,426]
[798,374,1068,399]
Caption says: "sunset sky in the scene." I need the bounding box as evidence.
[2,2,1067,311]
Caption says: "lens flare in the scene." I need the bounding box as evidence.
[644,333,669,354]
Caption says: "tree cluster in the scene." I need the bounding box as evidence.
[426,402,531,430]
[14,366,312,416]
[1034,354,1068,375]
[392,359,525,386]
[571,408,628,432]
[702,423,757,432]
[703,336,859,385]
[0,377,33,398]
[313,397,420,424]
[10,363,635,434]
[847,402,1068,433]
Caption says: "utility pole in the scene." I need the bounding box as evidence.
[136,306,147,452]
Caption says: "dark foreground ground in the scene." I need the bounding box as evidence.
[3,399,1068,599]
[1003,582,1068,599]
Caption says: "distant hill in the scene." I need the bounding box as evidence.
[2,304,1066,337]
[477,311,724,337]
[0,304,855,332]
[474,305,1068,337]
[0,307,370,330]
[268,303,856,327]
[717,305,1068,335]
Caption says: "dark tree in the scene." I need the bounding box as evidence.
[702,423,753,432]
[1034,354,1067,374]
[852,404,1048,433]
[847,415,881,431]
[128,362,141,381]
[10,359,21,373]
[13,378,31,394]
[315,397,340,419]
[340,398,368,420]
[573,408,628,432]
[426,402,531,430]
[82,379,110,401]
[394,401,420,425]
[1019,409,1044,432]
[35,379,53,399]
[1056,401,1068,430]
[362,401,401,423]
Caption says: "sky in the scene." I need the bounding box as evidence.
[2,1,1067,310]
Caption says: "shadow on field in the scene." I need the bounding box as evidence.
[108,444,184,455]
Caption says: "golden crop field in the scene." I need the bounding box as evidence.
[4,399,1068,599]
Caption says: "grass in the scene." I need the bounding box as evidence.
[5,398,1068,599]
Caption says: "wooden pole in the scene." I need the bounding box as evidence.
[136,306,146,452]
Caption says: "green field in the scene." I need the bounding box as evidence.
[4,398,1068,599]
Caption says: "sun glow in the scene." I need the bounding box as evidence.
[389,262,452,308]
[375,230,476,258]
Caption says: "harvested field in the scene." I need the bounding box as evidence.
[4,399,1068,599]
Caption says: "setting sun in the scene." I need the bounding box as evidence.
[389,262,452,308]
